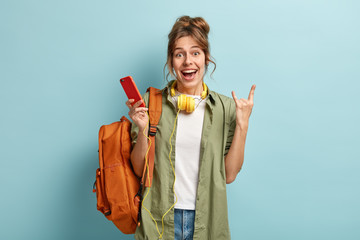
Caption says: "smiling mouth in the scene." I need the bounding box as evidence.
[181,70,197,80]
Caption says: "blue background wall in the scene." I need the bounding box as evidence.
[1,0,359,239]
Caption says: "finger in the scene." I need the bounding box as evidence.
[128,99,143,108]
[126,99,135,108]
[248,84,256,102]
[231,91,238,101]
[133,99,145,108]
[127,99,135,104]
[232,91,242,108]
[133,111,148,121]
[129,108,146,117]
[240,98,248,104]
[132,107,148,115]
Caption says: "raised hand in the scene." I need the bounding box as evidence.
[231,84,256,129]
[126,99,149,131]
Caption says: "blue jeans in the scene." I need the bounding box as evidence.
[174,208,195,240]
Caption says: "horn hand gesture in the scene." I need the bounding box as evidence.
[231,84,256,130]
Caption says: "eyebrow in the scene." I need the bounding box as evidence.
[174,46,201,51]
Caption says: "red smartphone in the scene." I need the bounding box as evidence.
[120,76,145,107]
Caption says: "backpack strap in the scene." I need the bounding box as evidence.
[141,87,162,187]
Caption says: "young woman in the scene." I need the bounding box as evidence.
[126,16,255,240]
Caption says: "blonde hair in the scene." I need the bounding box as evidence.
[164,16,216,81]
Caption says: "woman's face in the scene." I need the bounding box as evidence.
[172,36,206,95]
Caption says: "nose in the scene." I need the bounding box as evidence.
[183,54,193,66]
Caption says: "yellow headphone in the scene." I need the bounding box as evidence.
[170,81,208,113]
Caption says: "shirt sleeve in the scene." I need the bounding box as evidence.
[130,92,150,147]
[224,99,236,156]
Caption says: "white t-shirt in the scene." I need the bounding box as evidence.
[172,92,207,210]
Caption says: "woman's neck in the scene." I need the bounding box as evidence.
[176,82,203,96]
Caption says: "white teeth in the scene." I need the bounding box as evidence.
[182,70,197,73]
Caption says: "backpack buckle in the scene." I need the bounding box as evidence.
[149,125,158,136]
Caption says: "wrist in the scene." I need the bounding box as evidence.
[138,126,149,136]
[234,125,248,141]
[236,121,249,131]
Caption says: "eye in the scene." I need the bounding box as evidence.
[193,52,200,56]
[175,53,183,58]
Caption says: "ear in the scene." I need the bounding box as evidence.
[170,66,177,78]
[205,61,209,72]
[168,61,175,77]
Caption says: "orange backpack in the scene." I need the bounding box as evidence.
[93,87,162,234]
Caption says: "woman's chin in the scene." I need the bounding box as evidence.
[176,79,203,94]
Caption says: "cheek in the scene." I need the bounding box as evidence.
[172,59,180,71]
[198,60,206,71]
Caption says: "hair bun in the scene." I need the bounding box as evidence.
[177,16,210,36]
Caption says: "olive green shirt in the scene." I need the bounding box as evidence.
[131,81,236,240]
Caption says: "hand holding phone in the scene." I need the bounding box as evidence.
[120,76,145,107]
